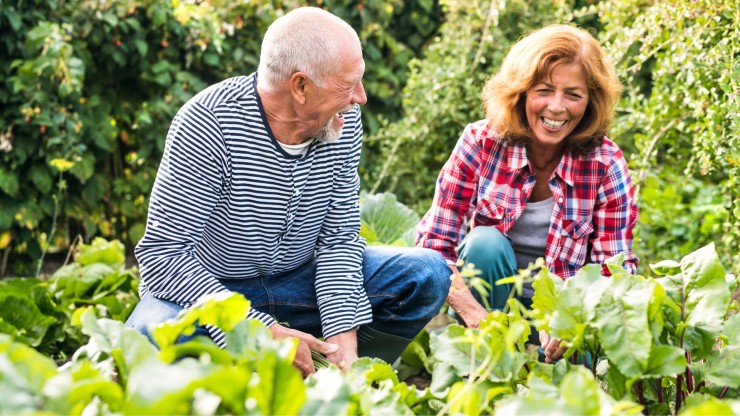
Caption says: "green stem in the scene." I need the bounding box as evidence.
[36,174,62,277]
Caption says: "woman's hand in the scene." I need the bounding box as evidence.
[539,330,567,363]
[457,302,490,329]
[447,265,490,328]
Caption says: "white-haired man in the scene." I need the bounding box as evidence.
[126,7,451,377]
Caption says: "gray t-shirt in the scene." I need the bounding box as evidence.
[507,196,554,298]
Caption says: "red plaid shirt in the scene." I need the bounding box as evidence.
[416,120,638,279]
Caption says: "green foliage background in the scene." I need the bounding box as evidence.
[0,0,738,275]
[0,0,442,274]
[365,0,739,273]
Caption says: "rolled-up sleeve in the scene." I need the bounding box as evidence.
[416,125,481,263]
[590,148,639,274]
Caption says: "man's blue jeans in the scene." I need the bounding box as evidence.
[125,246,451,346]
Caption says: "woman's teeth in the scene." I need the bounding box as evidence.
[543,118,566,129]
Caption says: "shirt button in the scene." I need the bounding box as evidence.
[558,197,564,204]
[293,189,299,195]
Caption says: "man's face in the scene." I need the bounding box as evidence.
[306,41,367,142]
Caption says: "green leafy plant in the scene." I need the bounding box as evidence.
[0,237,138,362]
[359,191,420,246]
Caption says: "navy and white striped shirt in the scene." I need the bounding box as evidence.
[135,73,372,346]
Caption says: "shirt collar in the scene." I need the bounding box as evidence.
[505,143,577,187]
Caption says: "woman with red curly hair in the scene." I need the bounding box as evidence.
[416,24,638,362]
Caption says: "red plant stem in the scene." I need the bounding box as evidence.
[719,386,729,399]
[676,374,684,413]
[656,377,664,403]
[636,380,648,415]
[685,352,694,392]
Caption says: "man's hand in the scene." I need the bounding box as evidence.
[269,323,338,378]
[539,330,567,363]
[447,265,489,328]
[325,329,359,372]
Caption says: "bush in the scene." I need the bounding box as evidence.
[0,0,442,275]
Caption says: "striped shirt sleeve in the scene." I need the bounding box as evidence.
[135,101,276,346]
[314,108,372,339]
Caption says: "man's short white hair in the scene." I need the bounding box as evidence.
[258,7,360,92]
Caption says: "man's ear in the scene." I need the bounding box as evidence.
[290,72,309,104]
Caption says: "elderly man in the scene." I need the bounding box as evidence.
[125,7,450,377]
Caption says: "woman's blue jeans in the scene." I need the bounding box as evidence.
[125,246,452,344]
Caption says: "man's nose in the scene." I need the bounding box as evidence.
[352,81,367,106]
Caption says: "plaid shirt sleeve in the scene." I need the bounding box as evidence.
[416,125,481,263]
[590,146,639,274]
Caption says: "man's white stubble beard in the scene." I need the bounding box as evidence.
[315,105,354,143]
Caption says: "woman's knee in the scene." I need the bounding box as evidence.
[460,226,515,267]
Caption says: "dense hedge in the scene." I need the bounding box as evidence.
[0,0,442,275]
[2,0,737,276]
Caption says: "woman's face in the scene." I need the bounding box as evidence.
[525,62,589,148]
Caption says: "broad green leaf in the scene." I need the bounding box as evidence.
[560,367,601,415]
[225,318,294,362]
[429,361,458,397]
[605,252,629,276]
[690,346,740,387]
[151,292,250,348]
[158,337,232,364]
[359,192,420,246]
[249,349,306,415]
[123,358,225,414]
[0,167,19,197]
[301,368,352,415]
[550,265,606,353]
[722,313,740,346]
[350,357,399,385]
[650,260,681,276]
[76,238,126,267]
[496,366,642,416]
[42,361,124,414]
[530,268,563,331]
[656,244,728,360]
[393,381,437,415]
[480,310,531,354]
[593,275,655,378]
[446,380,486,416]
[0,335,58,413]
[29,165,53,194]
[0,294,56,347]
[644,345,686,377]
[400,328,433,374]
[680,395,740,416]
[77,308,157,385]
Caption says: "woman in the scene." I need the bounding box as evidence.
[416,24,638,362]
